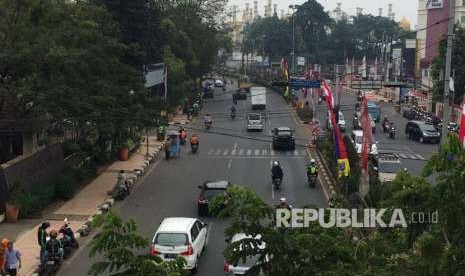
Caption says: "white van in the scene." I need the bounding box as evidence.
[250,86,266,110]
[151,217,208,272]
[351,130,378,155]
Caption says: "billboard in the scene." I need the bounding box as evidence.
[297,57,305,66]
[426,0,443,9]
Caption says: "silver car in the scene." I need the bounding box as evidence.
[224,233,267,275]
[247,113,264,131]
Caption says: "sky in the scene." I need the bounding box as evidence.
[227,0,418,27]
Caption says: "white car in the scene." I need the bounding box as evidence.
[224,233,267,275]
[351,130,378,155]
[151,217,208,272]
[327,111,346,132]
[215,79,224,87]
[246,113,264,131]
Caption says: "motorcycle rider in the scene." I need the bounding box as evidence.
[307,159,319,177]
[179,126,187,142]
[382,115,389,133]
[271,161,283,182]
[43,230,63,264]
[117,170,130,194]
[203,114,212,126]
[230,105,236,117]
[276,197,291,210]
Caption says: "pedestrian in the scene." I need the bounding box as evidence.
[37,221,50,266]
[3,242,21,276]
[0,239,9,276]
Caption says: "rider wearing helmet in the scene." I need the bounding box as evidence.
[276,197,291,210]
[44,230,63,263]
[271,161,283,181]
[307,159,319,176]
[203,114,212,124]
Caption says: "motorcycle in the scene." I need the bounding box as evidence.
[388,125,396,139]
[43,254,61,276]
[205,121,212,130]
[272,176,282,189]
[191,143,199,154]
[382,121,390,133]
[222,86,226,91]
[179,135,187,145]
[307,173,317,188]
[231,111,236,119]
[113,180,130,200]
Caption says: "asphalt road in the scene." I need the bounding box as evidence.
[57,80,327,276]
[310,89,437,177]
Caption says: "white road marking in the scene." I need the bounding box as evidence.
[227,159,232,169]
[246,149,252,155]
[262,149,267,155]
[269,143,272,150]
[208,149,214,155]
[233,143,238,150]
[398,152,408,159]
[415,154,425,160]
[238,149,245,155]
[254,149,260,155]
[270,150,275,156]
[293,150,299,156]
[301,149,307,156]
[231,149,237,155]
[215,149,222,155]
[223,149,229,156]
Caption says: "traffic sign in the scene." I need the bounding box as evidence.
[288,79,321,88]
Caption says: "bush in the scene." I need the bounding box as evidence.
[63,140,81,156]
[16,193,40,218]
[53,170,79,200]
[31,183,56,208]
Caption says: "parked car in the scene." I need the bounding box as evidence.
[405,120,441,143]
[327,111,346,132]
[272,127,295,150]
[150,217,208,272]
[246,113,264,132]
[234,88,247,100]
[224,233,267,276]
[197,180,230,216]
[350,130,378,156]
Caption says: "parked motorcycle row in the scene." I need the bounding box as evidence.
[403,106,461,133]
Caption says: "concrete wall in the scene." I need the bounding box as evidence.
[0,143,64,205]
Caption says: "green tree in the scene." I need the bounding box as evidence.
[89,212,185,276]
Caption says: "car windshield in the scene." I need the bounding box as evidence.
[420,124,437,132]
[203,189,226,200]
[248,114,261,120]
[339,112,345,120]
[378,162,402,173]
[155,233,188,246]
[354,136,363,144]
[368,107,379,116]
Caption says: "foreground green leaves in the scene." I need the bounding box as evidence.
[89,212,185,276]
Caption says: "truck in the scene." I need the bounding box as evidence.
[250,86,266,110]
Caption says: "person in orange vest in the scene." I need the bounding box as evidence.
[0,239,9,275]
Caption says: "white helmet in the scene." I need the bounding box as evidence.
[273,161,279,166]
[280,197,287,203]
[64,218,69,225]
[310,159,315,165]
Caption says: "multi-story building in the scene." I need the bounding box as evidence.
[416,0,465,88]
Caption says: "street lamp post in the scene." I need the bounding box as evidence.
[289,5,299,77]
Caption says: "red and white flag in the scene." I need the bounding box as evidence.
[360,98,372,171]
[321,80,334,109]
[459,102,465,147]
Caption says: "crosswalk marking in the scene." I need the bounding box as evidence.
[254,149,260,155]
[208,149,214,155]
[398,153,408,159]
[301,149,307,156]
[223,149,229,156]
[270,150,275,156]
[231,149,237,155]
[293,150,299,156]
[262,149,267,155]
[203,148,308,158]
[415,154,425,160]
[238,149,244,155]
[215,149,222,155]
[246,149,252,155]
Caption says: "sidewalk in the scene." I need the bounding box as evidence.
[0,136,169,276]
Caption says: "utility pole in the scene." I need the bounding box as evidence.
[441,0,456,144]
[289,5,299,77]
